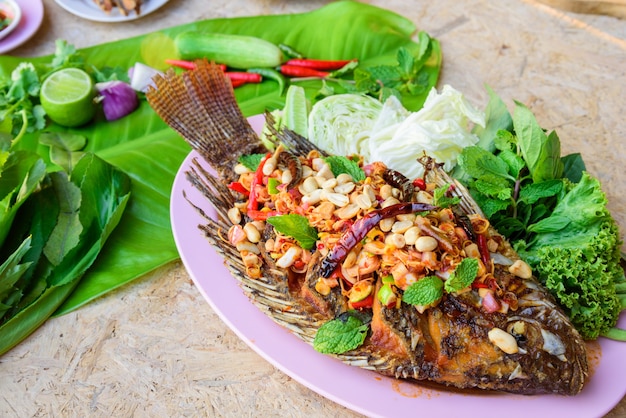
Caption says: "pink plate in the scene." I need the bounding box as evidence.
[170,115,626,418]
[0,0,43,54]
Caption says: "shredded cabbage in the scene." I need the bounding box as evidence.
[307,85,485,179]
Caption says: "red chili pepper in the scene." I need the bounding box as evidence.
[227,181,249,196]
[476,233,491,268]
[350,293,374,310]
[247,153,272,217]
[285,58,356,71]
[279,65,330,78]
[165,59,227,72]
[247,209,279,221]
[230,79,247,88]
[412,178,426,190]
[225,72,263,83]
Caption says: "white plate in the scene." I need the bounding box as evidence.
[54,0,169,22]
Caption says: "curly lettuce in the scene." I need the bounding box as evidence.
[515,173,625,340]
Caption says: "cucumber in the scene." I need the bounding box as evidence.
[174,31,284,69]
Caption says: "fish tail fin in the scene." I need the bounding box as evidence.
[146,60,266,176]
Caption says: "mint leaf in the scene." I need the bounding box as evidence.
[472,191,511,218]
[498,149,525,178]
[267,214,318,250]
[445,258,479,293]
[473,175,511,200]
[238,153,265,171]
[432,184,460,208]
[324,156,365,182]
[397,47,414,75]
[313,312,369,354]
[402,276,443,306]
[458,146,515,182]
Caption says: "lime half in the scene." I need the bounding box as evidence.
[40,68,96,127]
[283,85,309,137]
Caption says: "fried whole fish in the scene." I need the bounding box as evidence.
[146,60,588,396]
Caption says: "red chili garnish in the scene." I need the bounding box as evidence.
[285,58,356,71]
[247,209,280,221]
[227,181,250,196]
[476,234,491,268]
[412,178,426,190]
[247,153,272,216]
[279,65,330,78]
[350,293,374,310]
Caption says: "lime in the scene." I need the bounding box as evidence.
[283,85,309,137]
[40,68,96,127]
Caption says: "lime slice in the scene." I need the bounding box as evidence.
[40,68,96,127]
[283,85,309,137]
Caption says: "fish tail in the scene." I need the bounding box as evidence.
[146,60,266,177]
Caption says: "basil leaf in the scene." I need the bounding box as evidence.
[267,214,318,250]
[518,179,563,205]
[445,258,479,293]
[513,102,563,183]
[323,156,365,182]
[472,85,513,152]
[313,312,369,354]
[561,152,586,183]
[402,276,443,306]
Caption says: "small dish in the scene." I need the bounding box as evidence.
[0,0,22,41]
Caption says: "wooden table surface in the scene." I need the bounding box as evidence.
[1,0,625,416]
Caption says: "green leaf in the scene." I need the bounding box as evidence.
[498,149,525,178]
[238,153,266,171]
[458,146,514,182]
[513,102,563,183]
[473,86,513,152]
[323,156,365,182]
[561,153,585,183]
[445,257,479,293]
[43,172,82,266]
[313,312,369,354]
[432,184,461,208]
[39,132,86,172]
[402,276,443,306]
[267,214,318,250]
[473,175,512,200]
[518,179,563,205]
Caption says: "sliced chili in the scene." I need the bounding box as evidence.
[476,233,491,268]
[247,153,271,217]
[227,181,249,196]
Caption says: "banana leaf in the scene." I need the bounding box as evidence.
[0,1,442,315]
